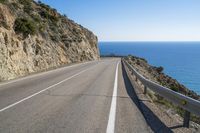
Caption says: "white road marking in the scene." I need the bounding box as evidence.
[0,61,95,87]
[0,65,96,113]
[106,61,120,133]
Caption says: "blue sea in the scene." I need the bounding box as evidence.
[99,42,200,94]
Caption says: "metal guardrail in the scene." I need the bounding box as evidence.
[123,59,200,127]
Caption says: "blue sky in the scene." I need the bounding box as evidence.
[39,0,200,41]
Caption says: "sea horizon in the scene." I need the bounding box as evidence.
[99,41,200,43]
[99,42,200,94]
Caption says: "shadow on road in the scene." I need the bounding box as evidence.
[121,63,173,133]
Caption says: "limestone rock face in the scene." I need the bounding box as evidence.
[0,2,99,81]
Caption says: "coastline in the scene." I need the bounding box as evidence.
[124,55,200,100]
[124,55,200,125]
[99,42,200,94]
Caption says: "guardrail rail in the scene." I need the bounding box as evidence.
[122,59,200,128]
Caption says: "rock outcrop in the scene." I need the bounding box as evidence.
[125,55,200,100]
[0,0,99,81]
[124,55,200,124]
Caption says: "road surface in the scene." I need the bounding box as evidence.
[0,58,151,133]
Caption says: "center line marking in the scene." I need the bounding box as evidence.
[106,61,120,133]
[0,64,96,113]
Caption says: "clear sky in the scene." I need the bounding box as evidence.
[39,0,200,42]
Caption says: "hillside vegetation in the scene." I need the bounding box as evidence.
[0,0,99,81]
[125,55,200,124]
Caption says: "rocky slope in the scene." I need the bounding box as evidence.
[125,55,200,100]
[0,0,99,81]
[124,55,200,124]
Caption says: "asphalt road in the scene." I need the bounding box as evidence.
[0,58,151,133]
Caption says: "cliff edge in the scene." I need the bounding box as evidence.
[0,0,100,81]
[124,55,200,126]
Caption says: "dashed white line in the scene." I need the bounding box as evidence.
[0,61,94,87]
[0,65,95,113]
[106,61,120,133]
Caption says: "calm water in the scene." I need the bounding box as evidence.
[99,42,200,94]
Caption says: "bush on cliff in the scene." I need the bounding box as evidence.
[24,4,33,14]
[14,18,37,37]
[0,0,7,3]
[156,66,164,73]
[170,85,179,92]
[19,0,31,5]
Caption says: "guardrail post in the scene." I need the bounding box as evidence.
[144,86,147,94]
[183,111,190,128]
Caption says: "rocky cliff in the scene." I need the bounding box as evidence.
[125,55,200,100]
[0,0,99,81]
[124,55,200,130]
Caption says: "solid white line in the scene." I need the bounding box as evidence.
[106,61,120,133]
[0,65,95,113]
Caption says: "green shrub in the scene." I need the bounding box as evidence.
[32,14,41,22]
[136,60,140,65]
[9,2,20,12]
[191,114,200,125]
[50,35,60,42]
[39,10,59,24]
[156,66,164,73]
[39,10,49,18]
[14,18,37,37]
[39,3,51,11]
[0,0,7,3]
[49,15,59,24]
[24,4,33,14]
[38,1,59,25]
[38,23,46,32]
[19,0,31,5]
[170,85,179,92]
[0,21,9,29]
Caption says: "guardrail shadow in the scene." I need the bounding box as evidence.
[121,64,173,133]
